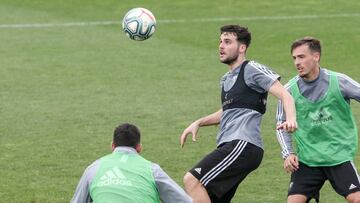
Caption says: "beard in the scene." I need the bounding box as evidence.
[220,53,238,65]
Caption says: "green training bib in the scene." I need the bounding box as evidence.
[90,151,161,203]
[289,72,357,166]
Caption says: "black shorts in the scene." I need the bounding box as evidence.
[288,161,360,202]
[189,140,263,203]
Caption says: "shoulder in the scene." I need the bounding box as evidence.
[323,68,338,77]
[151,163,165,173]
[245,60,279,80]
[323,68,347,78]
[323,68,358,84]
[246,60,271,72]
[84,159,100,175]
[285,76,300,88]
[281,76,299,94]
[75,159,100,186]
[151,163,172,180]
[327,69,352,81]
[220,72,229,84]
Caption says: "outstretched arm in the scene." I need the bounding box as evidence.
[180,109,222,147]
[276,94,299,173]
[269,80,297,133]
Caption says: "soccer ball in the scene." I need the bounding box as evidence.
[122,8,156,41]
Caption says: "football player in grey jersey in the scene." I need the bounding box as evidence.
[180,25,297,203]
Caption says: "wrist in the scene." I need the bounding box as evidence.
[283,152,296,160]
[195,119,202,127]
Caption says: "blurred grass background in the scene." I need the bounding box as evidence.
[0,0,359,202]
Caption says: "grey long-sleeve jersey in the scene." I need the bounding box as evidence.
[276,68,360,159]
[70,147,192,203]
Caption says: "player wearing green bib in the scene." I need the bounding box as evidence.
[276,37,360,203]
[89,150,160,203]
[71,123,192,203]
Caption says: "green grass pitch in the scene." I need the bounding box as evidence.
[1,0,360,202]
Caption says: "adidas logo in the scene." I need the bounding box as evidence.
[97,166,132,187]
[195,168,201,174]
[349,184,357,190]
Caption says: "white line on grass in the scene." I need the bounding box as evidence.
[0,13,359,29]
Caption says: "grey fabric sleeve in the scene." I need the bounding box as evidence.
[70,160,100,203]
[337,73,360,102]
[276,98,295,159]
[244,60,280,93]
[152,163,192,203]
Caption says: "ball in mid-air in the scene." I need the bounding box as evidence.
[122,7,156,41]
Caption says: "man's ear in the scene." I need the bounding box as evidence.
[111,141,116,150]
[239,43,247,54]
[135,143,142,153]
[313,52,321,63]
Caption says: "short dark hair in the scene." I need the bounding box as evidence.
[220,25,251,47]
[113,123,140,148]
[291,37,321,55]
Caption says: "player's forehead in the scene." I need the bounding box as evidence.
[292,44,311,55]
[220,32,237,40]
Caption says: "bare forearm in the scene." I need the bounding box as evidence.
[197,109,222,127]
[180,109,223,147]
[281,93,296,122]
[270,80,297,132]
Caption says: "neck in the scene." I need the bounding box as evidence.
[229,56,246,71]
[303,66,320,81]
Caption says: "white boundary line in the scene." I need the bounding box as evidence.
[0,13,359,29]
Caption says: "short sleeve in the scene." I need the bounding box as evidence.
[244,60,280,93]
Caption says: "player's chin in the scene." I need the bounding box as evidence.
[298,71,307,77]
[220,58,232,65]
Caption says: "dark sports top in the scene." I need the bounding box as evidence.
[221,60,268,114]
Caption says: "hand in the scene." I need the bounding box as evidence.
[180,121,200,148]
[283,154,299,173]
[276,120,297,133]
